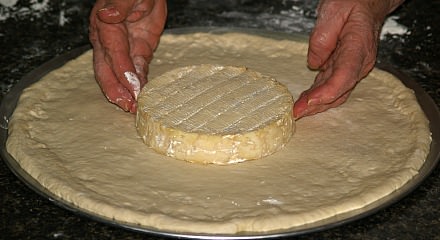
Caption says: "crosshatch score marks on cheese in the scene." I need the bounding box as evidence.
[136,64,295,164]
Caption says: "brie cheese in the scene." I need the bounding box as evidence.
[136,64,294,164]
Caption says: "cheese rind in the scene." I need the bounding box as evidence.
[136,64,294,164]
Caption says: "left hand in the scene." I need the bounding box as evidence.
[89,0,167,113]
[293,0,404,119]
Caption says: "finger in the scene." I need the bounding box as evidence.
[97,0,137,23]
[294,91,350,119]
[294,30,367,119]
[92,40,136,112]
[293,90,312,119]
[308,51,361,105]
[129,0,167,55]
[95,61,137,113]
[307,3,380,103]
[141,0,168,37]
[126,0,156,22]
[128,0,167,84]
[307,0,351,69]
[96,19,142,100]
[90,2,135,111]
[89,3,100,48]
[341,9,379,78]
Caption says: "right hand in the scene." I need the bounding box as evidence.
[89,0,167,113]
[293,0,404,119]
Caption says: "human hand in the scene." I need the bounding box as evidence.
[89,0,167,113]
[293,0,404,119]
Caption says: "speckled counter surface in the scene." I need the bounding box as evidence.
[0,0,439,239]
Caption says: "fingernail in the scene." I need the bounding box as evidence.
[307,98,321,106]
[98,7,120,17]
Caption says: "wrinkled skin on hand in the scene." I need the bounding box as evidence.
[89,0,167,113]
[293,0,404,119]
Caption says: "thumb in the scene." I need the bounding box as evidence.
[97,0,137,23]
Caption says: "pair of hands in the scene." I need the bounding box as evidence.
[89,0,403,118]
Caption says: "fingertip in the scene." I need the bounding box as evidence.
[307,49,323,70]
[292,108,304,120]
[97,7,125,23]
[292,95,308,120]
[293,87,327,119]
[129,102,138,114]
[97,0,137,23]
[114,97,135,112]
[102,83,136,112]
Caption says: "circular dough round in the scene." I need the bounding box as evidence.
[6,31,431,235]
[136,64,294,164]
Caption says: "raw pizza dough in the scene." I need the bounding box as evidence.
[6,31,431,235]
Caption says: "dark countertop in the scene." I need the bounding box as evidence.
[1,0,439,239]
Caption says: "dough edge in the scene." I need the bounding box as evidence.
[5,32,432,235]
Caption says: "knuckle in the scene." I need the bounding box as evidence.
[309,31,334,54]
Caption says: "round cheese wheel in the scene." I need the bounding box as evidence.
[136,64,294,164]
